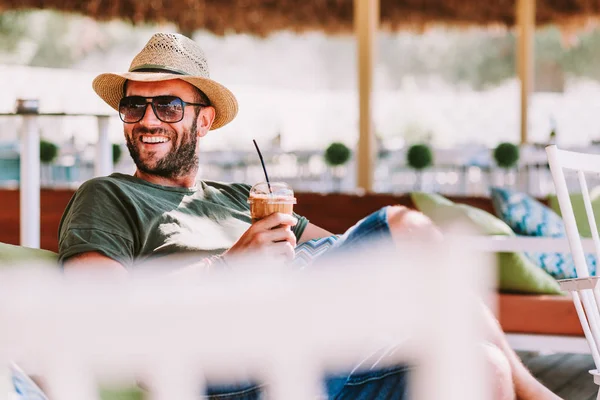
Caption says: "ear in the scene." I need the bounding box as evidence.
[196,106,216,138]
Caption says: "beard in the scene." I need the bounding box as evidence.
[126,119,199,179]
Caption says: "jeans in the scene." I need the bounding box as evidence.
[205,365,409,399]
[205,207,410,399]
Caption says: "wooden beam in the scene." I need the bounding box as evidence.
[355,0,378,192]
[517,0,535,145]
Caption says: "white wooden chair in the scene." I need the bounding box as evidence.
[0,242,494,400]
[546,144,600,398]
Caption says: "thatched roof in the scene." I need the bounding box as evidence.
[1,0,599,36]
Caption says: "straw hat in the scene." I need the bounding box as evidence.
[92,33,238,130]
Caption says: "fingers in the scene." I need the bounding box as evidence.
[253,213,297,230]
[255,227,297,248]
[224,213,298,264]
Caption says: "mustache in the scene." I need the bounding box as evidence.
[132,127,173,137]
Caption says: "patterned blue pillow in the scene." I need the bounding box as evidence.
[491,187,596,279]
[12,362,48,399]
[292,235,340,268]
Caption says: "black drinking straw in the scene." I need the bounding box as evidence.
[253,139,272,194]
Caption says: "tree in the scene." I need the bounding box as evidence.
[0,11,28,54]
[324,142,351,192]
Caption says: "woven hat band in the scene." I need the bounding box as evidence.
[128,33,210,78]
[129,65,188,75]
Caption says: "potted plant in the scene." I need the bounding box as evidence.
[406,143,433,190]
[113,143,122,165]
[40,139,58,164]
[40,139,58,185]
[493,142,520,186]
[324,142,351,192]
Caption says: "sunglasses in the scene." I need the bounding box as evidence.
[118,95,209,124]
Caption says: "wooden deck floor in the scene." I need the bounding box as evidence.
[519,351,597,400]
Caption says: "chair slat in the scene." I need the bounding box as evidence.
[573,291,600,369]
[580,291,600,352]
[554,148,600,174]
[578,171,600,270]
[547,145,592,278]
[547,145,600,395]
[559,277,600,291]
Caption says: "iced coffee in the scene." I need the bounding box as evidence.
[248,182,296,223]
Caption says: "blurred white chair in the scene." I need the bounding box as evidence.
[0,243,493,400]
[546,144,600,399]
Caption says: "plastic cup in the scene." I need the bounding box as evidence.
[248,182,296,223]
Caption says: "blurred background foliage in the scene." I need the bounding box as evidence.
[2,9,600,91]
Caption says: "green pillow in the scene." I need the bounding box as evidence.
[0,242,58,266]
[411,192,562,295]
[100,386,144,400]
[547,192,600,238]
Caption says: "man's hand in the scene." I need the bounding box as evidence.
[224,213,297,262]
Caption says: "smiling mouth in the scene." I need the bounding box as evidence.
[140,136,170,144]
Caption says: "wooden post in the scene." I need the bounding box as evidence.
[355,0,379,192]
[517,0,535,145]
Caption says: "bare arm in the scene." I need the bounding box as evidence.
[63,252,127,275]
[64,251,218,280]
[63,218,331,274]
[298,222,334,244]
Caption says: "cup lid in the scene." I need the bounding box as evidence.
[248,182,296,204]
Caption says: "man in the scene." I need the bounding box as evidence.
[59,33,559,399]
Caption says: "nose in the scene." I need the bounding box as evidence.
[138,102,161,127]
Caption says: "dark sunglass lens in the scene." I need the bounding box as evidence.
[119,96,147,122]
[153,96,183,122]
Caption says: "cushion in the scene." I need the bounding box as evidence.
[411,192,562,294]
[412,193,514,236]
[99,387,144,400]
[491,187,565,237]
[0,242,58,266]
[11,363,48,399]
[498,293,583,336]
[547,192,600,238]
[491,187,596,279]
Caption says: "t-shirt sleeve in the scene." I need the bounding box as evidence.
[58,179,136,266]
[225,183,309,240]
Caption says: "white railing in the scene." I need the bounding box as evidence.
[0,242,493,400]
[469,236,600,252]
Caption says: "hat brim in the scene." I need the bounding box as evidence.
[92,72,238,130]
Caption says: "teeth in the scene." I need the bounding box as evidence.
[141,136,169,144]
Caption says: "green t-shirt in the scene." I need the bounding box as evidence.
[58,173,308,267]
